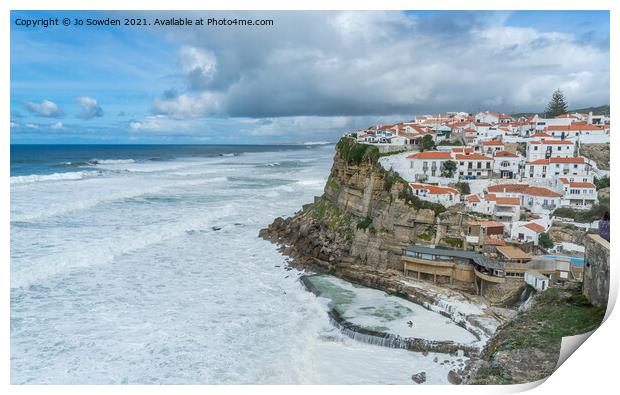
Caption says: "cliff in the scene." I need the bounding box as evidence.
[260,138,481,286]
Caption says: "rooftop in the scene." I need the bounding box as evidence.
[403,245,503,270]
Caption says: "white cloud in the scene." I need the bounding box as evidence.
[23,99,63,117]
[50,121,64,130]
[10,121,19,128]
[151,11,609,119]
[76,96,103,119]
[25,123,39,129]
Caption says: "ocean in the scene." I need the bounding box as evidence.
[10,144,458,384]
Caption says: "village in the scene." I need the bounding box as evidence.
[343,106,610,299]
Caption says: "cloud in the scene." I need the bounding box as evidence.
[76,96,104,119]
[25,123,39,129]
[152,11,609,119]
[50,121,64,130]
[10,121,19,128]
[23,99,64,117]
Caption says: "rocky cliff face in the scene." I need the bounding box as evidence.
[260,138,480,288]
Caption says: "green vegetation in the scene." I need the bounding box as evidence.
[553,205,608,223]
[420,135,436,151]
[398,186,447,215]
[356,216,373,230]
[382,170,405,192]
[418,229,434,241]
[544,89,568,118]
[441,236,463,248]
[453,181,471,195]
[336,137,379,165]
[437,139,463,146]
[327,177,340,191]
[473,288,605,385]
[594,176,610,190]
[441,160,457,177]
[538,232,554,249]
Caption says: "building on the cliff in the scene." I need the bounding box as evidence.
[582,233,610,308]
[402,245,505,295]
[409,183,461,207]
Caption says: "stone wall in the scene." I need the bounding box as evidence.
[582,234,610,308]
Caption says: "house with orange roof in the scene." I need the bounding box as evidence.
[492,150,522,179]
[524,156,592,182]
[406,151,454,181]
[465,192,521,223]
[409,183,461,207]
[558,178,597,209]
[480,140,505,155]
[511,222,548,245]
[526,139,575,161]
[455,153,493,179]
[486,183,562,214]
[544,123,608,143]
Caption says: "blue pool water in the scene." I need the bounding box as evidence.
[543,255,585,266]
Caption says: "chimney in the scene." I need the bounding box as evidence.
[587,112,593,124]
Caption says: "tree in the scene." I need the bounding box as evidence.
[538,232,554,249]
[441,160,457,177]
[420,135,436,151]
[545,89,568,118]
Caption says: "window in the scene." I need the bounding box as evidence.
[534,146,538,151]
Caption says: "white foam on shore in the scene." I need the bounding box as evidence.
[11,144,464,384]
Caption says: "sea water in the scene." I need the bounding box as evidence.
[11,144,464,384]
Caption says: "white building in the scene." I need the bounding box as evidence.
[530,114,574,131]
[512,222,547,245]
[544,124,605,140]
[525,271,550,291]
[455,153,493,179]
[409,183,461,207]
[480,140,505,155]
[487,183,562,215]
[524,156,592,182]
[493,150,522,179]
[526,139,575,161]
[558,178,597,209]
[407,151,454,181]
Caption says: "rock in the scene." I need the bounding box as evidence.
[411,372,426,384]
[433,357,439,363]
[212,226,222,231]
[448,370,462,385]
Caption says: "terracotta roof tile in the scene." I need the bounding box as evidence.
[407,151,452,160]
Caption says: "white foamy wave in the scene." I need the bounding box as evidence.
[90,159,136,165]
[10,171,103,185]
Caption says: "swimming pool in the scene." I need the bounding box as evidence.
[543,255,585,266]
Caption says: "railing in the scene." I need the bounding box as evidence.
[474,268,505,283]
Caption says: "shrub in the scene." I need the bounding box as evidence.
[357,217,373,230]
[442,236,464,248]
[336,137,379,165]
[594,176,610,190]
[453,181,471,195]
[538,232,554,249]
[553,205,608,223]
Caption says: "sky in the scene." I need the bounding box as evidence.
[10,10,610,144]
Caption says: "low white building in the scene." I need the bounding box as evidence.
[409,183,461,207]
[558,178,597,209]
[455,153,493,179]
[511,222,547,245]
[545,124,606,140]
[526,139,575,161]
[493,150,522,179]
[487,183,562,215]
[407,151,454,181]
[525,271,550,291]
[524,156,592,182]
[480,140,505,155]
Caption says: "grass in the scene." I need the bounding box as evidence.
[441,236,464,248]
[553,205,608,223]
[336,137,380,165]
[473,287,605,384]
[356,217,373,230]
